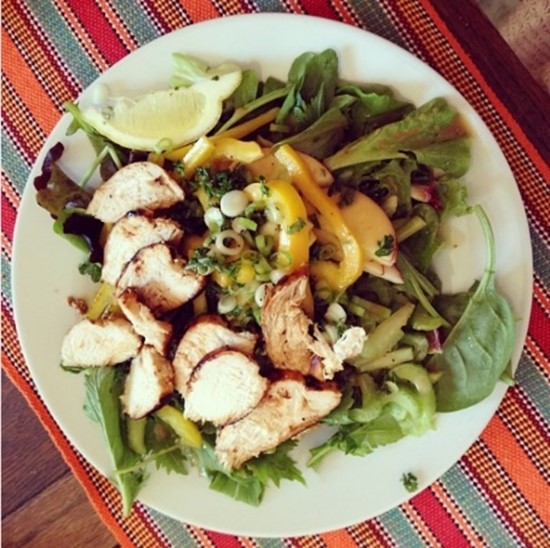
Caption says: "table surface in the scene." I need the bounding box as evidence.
[2,1,549,546]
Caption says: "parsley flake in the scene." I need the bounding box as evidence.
[375,234,395,257]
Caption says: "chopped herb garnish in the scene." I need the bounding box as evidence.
[259,177,271,197]
[401,472,419,493]
[375,234,395,257]
[192,167,235,200]
[287,217,306,234]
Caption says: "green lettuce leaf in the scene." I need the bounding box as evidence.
[325,98,470,176]
[84,367,147,515]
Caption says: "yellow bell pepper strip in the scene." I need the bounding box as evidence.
[212,137,263,164]
[87,282,119,320]
[274,144,364,291]
[155,405,202,448]
[171,136,264,179]
[215,107,280,140]
[180,136,216,178]
[164,108,279,162]
[244,179,310,273]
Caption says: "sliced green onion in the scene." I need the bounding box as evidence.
[324,302,347,324]
[218,294,237,314]
[255,234,274,257]
[204,207,225,233]
[347,303,366,318]
[270,250,292,269]
[215,230,244,256]
[232,217,258,233]
[350,296,391,321]
[396,215,428,242]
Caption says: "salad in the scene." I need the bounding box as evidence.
[33,49,516,513]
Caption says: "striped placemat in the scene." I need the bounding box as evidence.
[2,1,549,545]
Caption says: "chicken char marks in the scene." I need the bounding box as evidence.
[216,371,341,470]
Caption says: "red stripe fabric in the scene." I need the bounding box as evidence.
[65,0,130,63]
[411,489,470,547]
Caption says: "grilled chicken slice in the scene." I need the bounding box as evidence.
[261,273,366,381]
[116,243,205,315]
[184,349,268,426]
[102,214,183,285]
[60,317,142,367]
[87,162,184,223]
[120,345,174,419]
[215,373,342,470]
[117,289,173,355]
[172,315,258,396]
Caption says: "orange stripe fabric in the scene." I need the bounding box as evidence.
[1,29,60,138]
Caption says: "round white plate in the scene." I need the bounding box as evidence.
[12,13,532,538]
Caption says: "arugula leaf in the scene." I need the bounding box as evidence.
[309,414,403,469]
[84,367,147,515]
[198,440,304,506]
[400,203,442,272]
[428,206,516,411]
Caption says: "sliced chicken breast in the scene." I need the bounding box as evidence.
[184,349,268,426]
[102,214,183,285]
[87,162,184,223]
[117,289,173,355]
[120,345,174,419]
[172,315,258,396]
[261,272,366,381]
[215,373,342,470]
[116,243,205,315]
[60,317,142,367]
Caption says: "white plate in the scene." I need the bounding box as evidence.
[12,13,532,537]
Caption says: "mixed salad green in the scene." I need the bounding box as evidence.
[34,49,516,513]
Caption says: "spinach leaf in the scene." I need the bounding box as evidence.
[84,367,147,515]
[276,107,348,159]
[276,49,339,133]
[428,206,516,411]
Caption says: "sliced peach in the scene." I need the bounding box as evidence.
[333,191,397,267]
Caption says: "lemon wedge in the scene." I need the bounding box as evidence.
[82,71,242,151]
